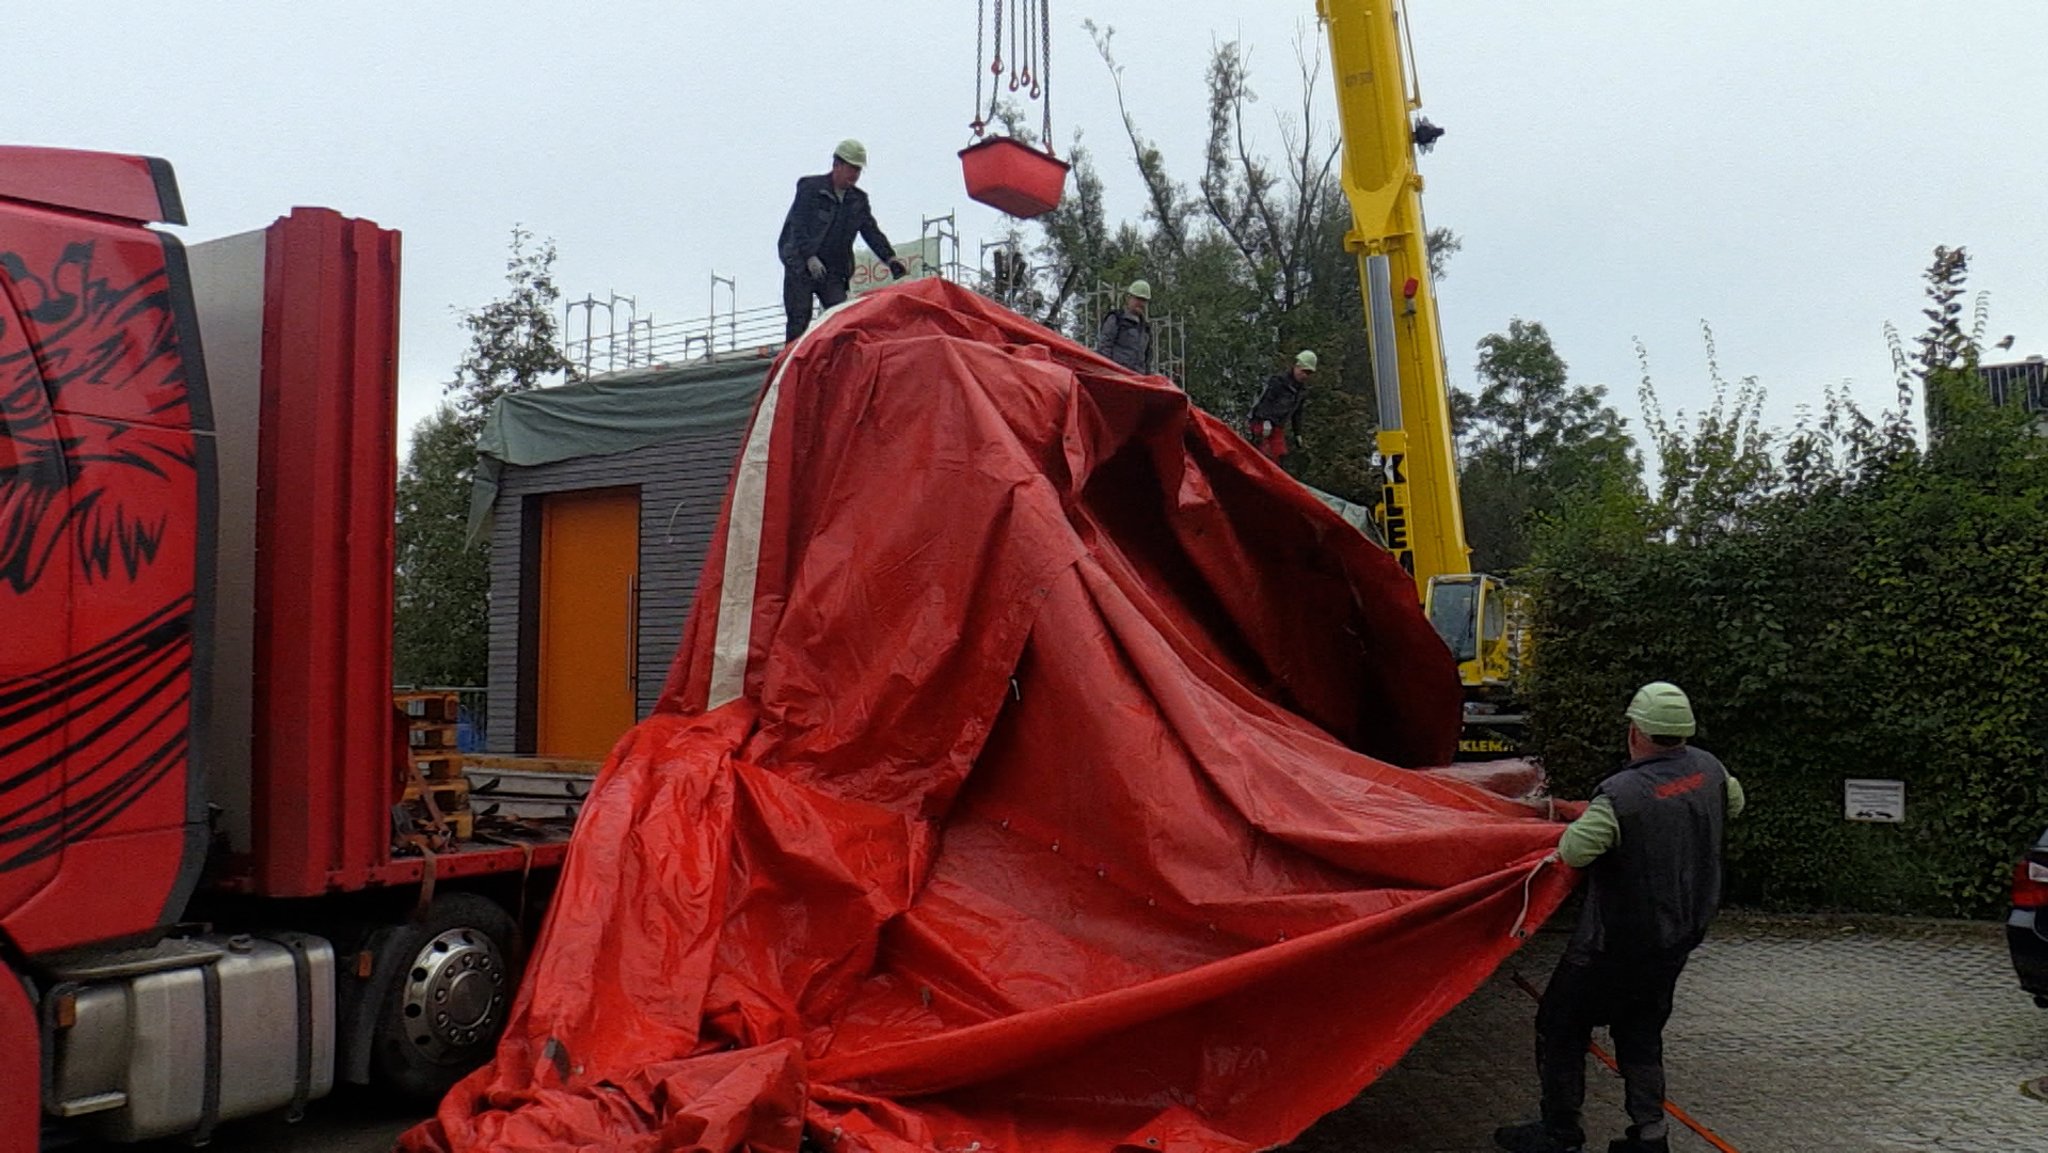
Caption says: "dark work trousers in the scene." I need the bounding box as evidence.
[783,266,850,343]
[1535,948,1690,1144]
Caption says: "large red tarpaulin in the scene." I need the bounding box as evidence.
[405,279,1574,1153]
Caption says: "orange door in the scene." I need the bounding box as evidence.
[537,487,640,760]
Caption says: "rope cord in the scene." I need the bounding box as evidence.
[1509,852,1556,940]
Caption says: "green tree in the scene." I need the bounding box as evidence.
[1012,31,1476,507]
[1634,325,1780,547]
[1523,247,2048,918]
[1451,319,1638,572]
[393,406,488,684]
[448,228,575,438]
[1022,27,1415,504]
[393,228,572,687]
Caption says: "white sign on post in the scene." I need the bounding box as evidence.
[1844,779,1906,823]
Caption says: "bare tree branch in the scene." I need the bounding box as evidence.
[1284,34,1327,304]
[1200,41,1269,290]
[1234,74,1287,304]
[1088,21,1188,257]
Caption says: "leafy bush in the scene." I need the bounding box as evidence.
[1525,251,2048,917]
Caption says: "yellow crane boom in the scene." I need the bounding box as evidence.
[1321,0,1519,709]
[1320,0,1468,594]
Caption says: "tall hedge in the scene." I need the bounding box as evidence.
[1523,259,2048,917]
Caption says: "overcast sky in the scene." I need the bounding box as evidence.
[10,2,2044,455]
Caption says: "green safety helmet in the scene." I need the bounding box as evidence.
[1295,349,1319,372]
[1625,681,1696,738]
[834,138,868,168]
[1126,279,1152,301]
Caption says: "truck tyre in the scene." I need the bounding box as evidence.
[370,892,522,1105]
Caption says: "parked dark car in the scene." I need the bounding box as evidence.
[2009,828,2048,1005]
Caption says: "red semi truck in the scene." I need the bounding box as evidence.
[0,147,572,1147]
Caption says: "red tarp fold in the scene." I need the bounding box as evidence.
[405,280,1572,1153]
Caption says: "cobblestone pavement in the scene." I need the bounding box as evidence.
[1288,913,2048,1153]
[89,914,2048,1152]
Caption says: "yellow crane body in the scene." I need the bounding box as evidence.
[1320,0,1520,709]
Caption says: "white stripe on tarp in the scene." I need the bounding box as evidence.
[704,290,883,709]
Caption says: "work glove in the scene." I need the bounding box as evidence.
[805,256,826,281]
[888,258,909,279]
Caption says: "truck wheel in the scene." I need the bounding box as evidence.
[371,892,522,1105]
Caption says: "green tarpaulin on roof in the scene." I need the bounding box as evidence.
[462,353,1381,553]
[466,358,770,545]
[1305,485,1384,545]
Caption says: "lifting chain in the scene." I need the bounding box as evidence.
[987,0,1006,127]
[970,0,986,135]
[1018,0,1036,96]
[1008,0,1021,92]
[1040,0,1053,148]
[968,0,1055,151]
[991,0,1005,79]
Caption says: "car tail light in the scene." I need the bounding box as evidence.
[2014,858,2048,909]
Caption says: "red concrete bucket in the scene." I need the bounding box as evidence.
[959,136,1071,219]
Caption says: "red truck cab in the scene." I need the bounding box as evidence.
[0,147,569,1148]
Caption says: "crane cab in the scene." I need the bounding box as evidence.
[1425,573,1531,761]
[1424,573,1519,691]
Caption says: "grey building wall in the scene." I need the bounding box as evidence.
[1984,358,2048,414]
[485,425,746,753]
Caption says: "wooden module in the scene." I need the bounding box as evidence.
[394,691,461,723]
[407,723,459,751]
[401,774,470,810]
[409,752,465,781]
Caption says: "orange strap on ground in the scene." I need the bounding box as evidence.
[1510,972,1742,1153]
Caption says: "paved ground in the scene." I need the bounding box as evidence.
[1290,913,2048,1153]
[87,913,2048,1152]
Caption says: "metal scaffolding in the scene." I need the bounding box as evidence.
[562,214,975,378]
[559,216,1182,391]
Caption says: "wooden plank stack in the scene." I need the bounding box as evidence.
[394,692,473,840]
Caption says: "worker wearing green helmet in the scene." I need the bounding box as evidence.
[777,138,909,343]
[1093,279,1154,374]
[1497,681,1747,1153]
[1248,349,1318,463]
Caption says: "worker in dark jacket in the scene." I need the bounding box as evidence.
[1247,350,1317,461]
[778,138,907,343]
[1094,279,1154,372]
[1496,682,1747,1153]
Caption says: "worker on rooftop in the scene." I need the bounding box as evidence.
[1094,279,1154,374]
[1495,682,1747,1153]
[1247,349,1317,463]
[778,138,907,343]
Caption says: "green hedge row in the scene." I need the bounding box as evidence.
[1523,365,2048,918]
